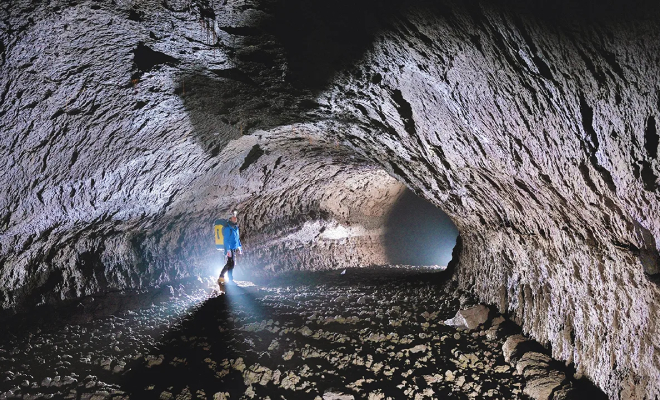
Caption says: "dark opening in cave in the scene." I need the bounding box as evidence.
[384,189,459,266]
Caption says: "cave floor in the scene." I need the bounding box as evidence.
[0,266,526,400]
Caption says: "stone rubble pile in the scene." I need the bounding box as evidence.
[0,279,218,400]
[0,267,604,399]
[500,334,603,400]
[446,296,605,400]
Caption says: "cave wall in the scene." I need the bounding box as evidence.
[2,0,660,398]
[314,2,660,398]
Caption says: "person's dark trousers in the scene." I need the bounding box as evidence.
[220,251,236,282]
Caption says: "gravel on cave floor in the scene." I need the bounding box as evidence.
[0,266,526,400]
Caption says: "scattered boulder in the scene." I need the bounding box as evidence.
[523,370,566,400]
[552,386,578,400]
[444,305,490,330]
[500,336,595,400]
[486,316,518,340]
[516,352,552,378]
[323,391,355,400]
[502,335,544,363]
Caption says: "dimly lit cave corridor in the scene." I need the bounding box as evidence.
[2,0,660,399]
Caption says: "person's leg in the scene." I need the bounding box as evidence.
[220,259,229,277]
[220,251,233,278]
[226,253,235,282]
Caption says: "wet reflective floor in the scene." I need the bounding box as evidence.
[0,267,526,400]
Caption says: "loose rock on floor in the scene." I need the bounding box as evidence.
[1,267,529,399]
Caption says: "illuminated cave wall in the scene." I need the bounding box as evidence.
[1,0,660,398]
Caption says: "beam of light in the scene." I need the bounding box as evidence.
[320,224,351,240]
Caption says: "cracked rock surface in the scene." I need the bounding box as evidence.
[2,0,660,398]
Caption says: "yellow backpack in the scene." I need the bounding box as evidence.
[214,219,227,250]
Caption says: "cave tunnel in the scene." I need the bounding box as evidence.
[1,0,660,399]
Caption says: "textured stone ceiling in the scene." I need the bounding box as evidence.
[2,0,660,398]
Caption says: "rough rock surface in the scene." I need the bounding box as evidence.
[444,304,490,330]
[522,371,566,400]
[0,267,531,399]
[503,335,543,364]
[2,0,660,398]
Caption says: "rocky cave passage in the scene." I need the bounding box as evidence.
[2,0,660,399]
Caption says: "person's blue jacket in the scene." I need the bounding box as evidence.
[223,223,242,252]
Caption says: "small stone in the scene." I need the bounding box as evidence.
[323,391,355,400]
[62,376,77,386]
[456,376,466,387]
[493,365,511,373]
[89,391,112,400]
[445,370,455,382]
[407,344,428,354]
[299,326,313,336]
[485,327,500,340]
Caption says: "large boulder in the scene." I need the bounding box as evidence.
[444,305,490,330]
[502,334,545,364]
[523,370,567,400]
[516,351,552,378]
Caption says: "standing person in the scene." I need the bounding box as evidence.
[220,213,242,284]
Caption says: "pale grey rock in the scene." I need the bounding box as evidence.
[158,392,173,400]
[551,386,578,400]
[61,376,77,386]
[490,316,506,327]
[323,391,355,400]
[485,327,501,341]
[516,352,552,378]
[89,391,112,400]
[523,371,566,400]
[444,305,490,330]
[503,335,535,364]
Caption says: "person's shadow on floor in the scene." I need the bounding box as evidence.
[119,284,270,399]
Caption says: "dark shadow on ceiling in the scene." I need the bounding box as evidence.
[173,72,267,158]
[172,0,409,154]
[384,189,459,267]
[266,0,401,90]
[498,0,660,22]
[259,0,658,91]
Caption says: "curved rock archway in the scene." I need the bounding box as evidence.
[2,0,660,398]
